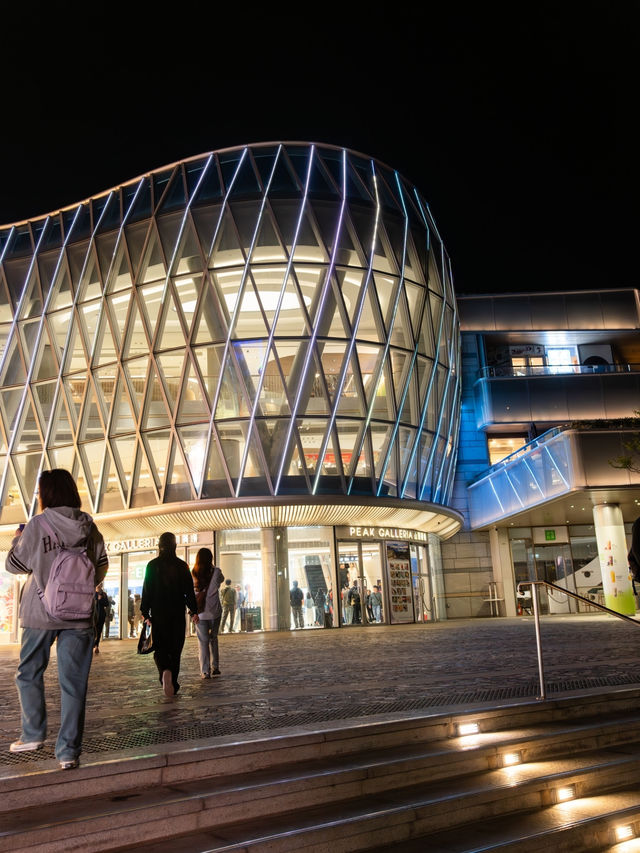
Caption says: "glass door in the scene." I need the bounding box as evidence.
[337,541,384,625]
[410,544,431,622]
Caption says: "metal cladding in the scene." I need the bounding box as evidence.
[0,143,461,526]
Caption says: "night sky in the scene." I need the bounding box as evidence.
[0,3,630,297]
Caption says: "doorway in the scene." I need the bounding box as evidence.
[337,541,385,625]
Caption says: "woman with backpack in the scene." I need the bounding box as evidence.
[6,469,109,770]
[191,548,224,678]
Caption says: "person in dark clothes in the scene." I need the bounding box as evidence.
[141,532,199,697]
[93,585,110,653]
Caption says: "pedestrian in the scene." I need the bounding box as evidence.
[192,548,224,678]
[220,578,237,633]
[93,584,110,652]
[6,468,109,770]
[290,579,304,628]
[314,588,326,625]
[127,590,135,637]
[305,590,315,626]
[133,593,142,636]
[103,595,115,638]
[369,585,383,623]
[140,532,199,697]
[348,581,362,623]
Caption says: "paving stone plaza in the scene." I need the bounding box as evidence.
[2,615,640,776]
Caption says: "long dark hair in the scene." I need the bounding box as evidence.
[192,548,214,590]
[39,469,81,510]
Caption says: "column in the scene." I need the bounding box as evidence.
[427,534,447,621]
[489,527,518,617]
[260,529,280,631]
[593,503,635,615]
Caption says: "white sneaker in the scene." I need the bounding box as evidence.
[10,739,44,752]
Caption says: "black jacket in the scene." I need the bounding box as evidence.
[141,551,198,621]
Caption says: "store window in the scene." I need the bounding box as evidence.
[218,529,264,632]
[287,527,333,628]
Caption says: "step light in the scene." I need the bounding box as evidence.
[458,722,480,736]
[555,785,576,803]
[502,751,521,766]
[614,824,635,842]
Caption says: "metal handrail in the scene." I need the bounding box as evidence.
[517,580,640,700]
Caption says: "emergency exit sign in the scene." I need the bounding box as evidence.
[544,530,556,541]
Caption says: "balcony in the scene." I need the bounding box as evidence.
[467,428,640,528]
[473,364,640,429]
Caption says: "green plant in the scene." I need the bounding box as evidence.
[609,410,640,473]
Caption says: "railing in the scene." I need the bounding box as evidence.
[517,580,640,701]
[478,363,640,379]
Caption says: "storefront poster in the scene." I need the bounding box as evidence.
[386,542,413,623]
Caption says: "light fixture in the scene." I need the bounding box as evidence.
[555,785,575,802]
[614,824,635,842]
[458,722,479,736]
[502,752,521,766]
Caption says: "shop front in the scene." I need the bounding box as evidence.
[0,523,444,644]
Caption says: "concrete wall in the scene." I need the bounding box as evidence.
[440,529,495,618]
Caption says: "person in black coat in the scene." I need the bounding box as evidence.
[141,532,199,697]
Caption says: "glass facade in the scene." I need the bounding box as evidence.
[0,142,462,638]
[0,143,460,518]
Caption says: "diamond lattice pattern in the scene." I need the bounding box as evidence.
[0,144,461,523]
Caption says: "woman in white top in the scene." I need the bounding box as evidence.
[191,549,224,678]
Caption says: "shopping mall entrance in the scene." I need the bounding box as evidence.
[337,539,432,626]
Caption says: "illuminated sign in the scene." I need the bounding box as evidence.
[336,526,428,543]
[544,530,556,541]
[105,532,200,553]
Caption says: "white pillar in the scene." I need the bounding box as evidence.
[260,529,279,631]
[593,503,635,615]
[489,527,518,617]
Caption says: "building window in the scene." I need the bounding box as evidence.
[487,436,527,465]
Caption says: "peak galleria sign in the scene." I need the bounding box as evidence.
[337,526,428,543]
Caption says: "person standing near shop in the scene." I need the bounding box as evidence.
[141,532,199,697]
[93,585,110,653]
[6,468,109,770]
[369,585,383,623]
[348,580,362,624]
[289,579,304,629]
[220,578,237,633]
[192,548,224,678]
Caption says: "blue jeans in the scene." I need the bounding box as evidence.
[16,626,94,761]
[196,616,221,675]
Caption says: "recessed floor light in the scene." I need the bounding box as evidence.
[556,785,575,802]
[458,722,479,736]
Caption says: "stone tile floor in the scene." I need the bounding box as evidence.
[1,615,640,772]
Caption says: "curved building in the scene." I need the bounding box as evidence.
[0,142,462,636]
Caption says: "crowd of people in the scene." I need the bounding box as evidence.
[288,580,384,627]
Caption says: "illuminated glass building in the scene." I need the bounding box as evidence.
[0,143,462,639]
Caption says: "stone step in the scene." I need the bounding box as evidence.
[366,792,640,852]
[3,737,640,852]
[3,690,640,812]
[4,691,640,852]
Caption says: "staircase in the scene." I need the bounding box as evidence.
[3,689,640,852]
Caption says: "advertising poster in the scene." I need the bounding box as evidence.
[594,513,635,615]
[386,542,413,623]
